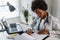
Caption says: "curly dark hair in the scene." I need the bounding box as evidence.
[31,0,48,11]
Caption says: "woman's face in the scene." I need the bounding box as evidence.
[36,9,47,19]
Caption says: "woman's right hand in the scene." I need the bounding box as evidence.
[38,30,49,34]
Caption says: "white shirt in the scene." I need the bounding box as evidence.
[31,12,60,34]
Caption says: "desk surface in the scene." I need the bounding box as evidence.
[0,31,60,40]
[0,31,9,40]
[15,33,60,40]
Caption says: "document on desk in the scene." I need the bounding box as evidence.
[32,33,49,40]
[20,33,36,40]
[15,33,49,40]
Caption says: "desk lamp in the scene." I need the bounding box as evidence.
[0,2,16,12]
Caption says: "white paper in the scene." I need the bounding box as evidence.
[20,33,35,40]
[32,33,48,40]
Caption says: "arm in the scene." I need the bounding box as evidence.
[51,16,60,34]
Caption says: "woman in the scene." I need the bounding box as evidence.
[31,0,60,34]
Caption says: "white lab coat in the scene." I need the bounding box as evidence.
[31,12,60,34]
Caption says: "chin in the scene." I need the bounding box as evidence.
[41,17,45,19]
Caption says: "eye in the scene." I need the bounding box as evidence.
[38,12,42,15]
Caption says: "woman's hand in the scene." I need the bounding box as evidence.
[38,30,49,34]
[26,29,32,35]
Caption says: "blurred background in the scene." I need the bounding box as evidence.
[0,0,60,40]
[0,0,59,24]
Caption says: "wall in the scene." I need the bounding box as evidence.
[6,17,20,24]
[51,0,60,21]
[56,0,60,21]
[45,0,52,13]
[51,0,58,17]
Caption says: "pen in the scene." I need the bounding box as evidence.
[42,35,49,40]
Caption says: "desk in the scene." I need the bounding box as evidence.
[46,34,60,40]
[0,31,15,40]
[0,32,60,40]
[0,31,9,40]
[7,33,60,40]
[32,33,60,40]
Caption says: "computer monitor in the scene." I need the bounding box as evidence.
[8,23,23,34]
[1,19,23,34]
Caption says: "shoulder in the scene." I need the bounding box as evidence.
[48,13,60,24]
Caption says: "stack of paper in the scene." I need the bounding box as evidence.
[32,33,48,40]
[15,33,35,40]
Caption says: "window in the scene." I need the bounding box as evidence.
[0,0,19,19]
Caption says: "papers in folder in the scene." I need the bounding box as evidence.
[32,33,49,40]
[15,33,49,40]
